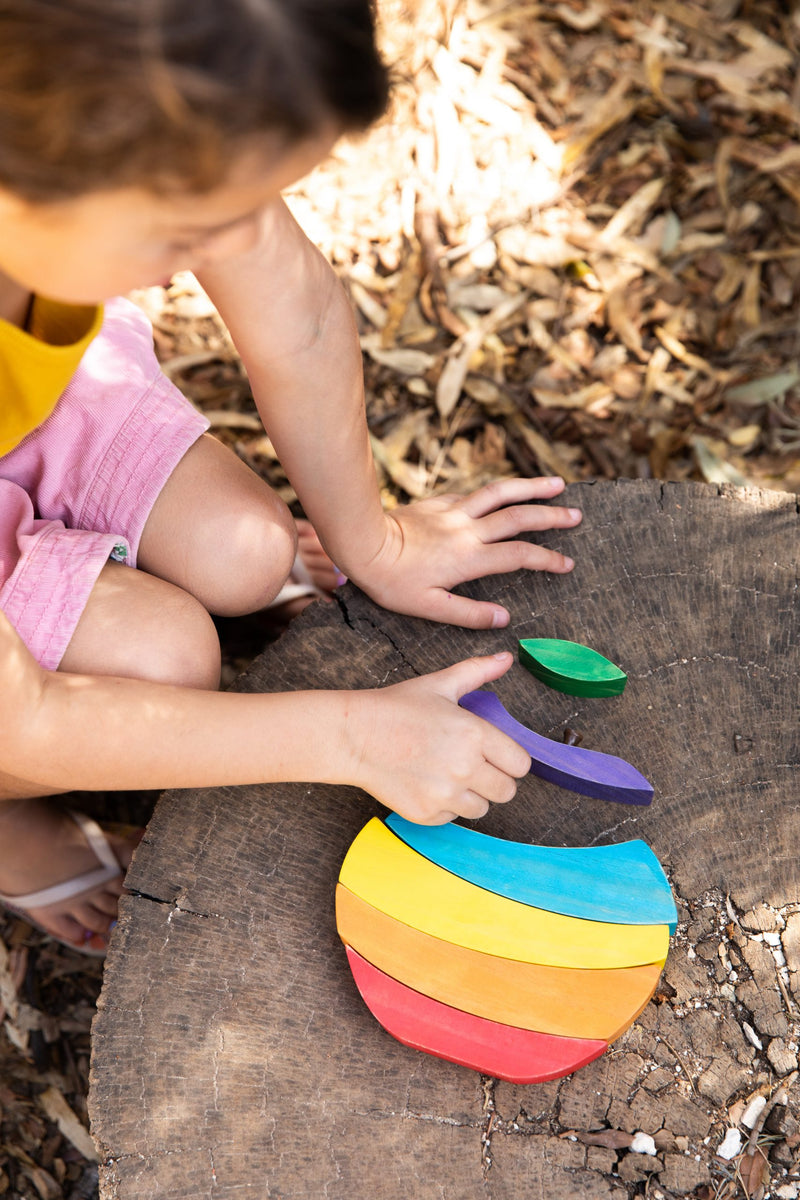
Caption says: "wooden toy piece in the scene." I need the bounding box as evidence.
[519,638,627,697]
[337,885,665,1041]
[338,819,670,970]
[346,947,608,1085]
[459,690,654,806]
[385,814,677,932]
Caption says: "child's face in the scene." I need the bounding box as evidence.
[0,131,335,305]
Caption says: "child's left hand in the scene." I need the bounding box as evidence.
[346,476,581,629]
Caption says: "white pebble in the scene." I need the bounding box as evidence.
[741,1094,767,1128]
[742,1023,763,1051]
[630,1132,657,1156]
[716,1128,743,1160]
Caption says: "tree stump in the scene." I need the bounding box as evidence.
[90,480,799,1199]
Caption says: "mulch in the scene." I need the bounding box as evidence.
[1,3,799,1197]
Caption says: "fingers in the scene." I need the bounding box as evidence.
[423,760,527,825]
[473,540,576,579]
[481,725,532,780]
[420,591,513,629]
[427,653,532,801]
[472,761,523,805]
[458,476,570,519]
[420,543,572,624]
[477,502,582,542]
[455,793,491,821]
[432,651,515,699]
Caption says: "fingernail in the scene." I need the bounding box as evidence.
[563,556,575,570]
[569,508,581,520]
[493,651,510,660]
[334,569,348,588]
[491,610,509,628]
[548,476,563,485]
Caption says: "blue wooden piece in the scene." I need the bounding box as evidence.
[459,690,654,805]
[386,815,677,932]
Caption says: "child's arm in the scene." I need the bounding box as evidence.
[0,612,528,824]
[197,200,581,630]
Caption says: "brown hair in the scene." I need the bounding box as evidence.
[0,0,389,200]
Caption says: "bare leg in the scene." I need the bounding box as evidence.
[138,433,338,613]
[0,564,223,950]
[137,432,299,615]
[0,434,335,950]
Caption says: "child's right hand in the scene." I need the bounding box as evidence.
[339,651,531,824]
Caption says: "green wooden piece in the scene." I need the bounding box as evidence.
[518,638,627,698]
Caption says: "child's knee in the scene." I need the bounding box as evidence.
[210,497,299,617]
[104,587,222,689]
[154,592,222,689]
[61,563,222,689]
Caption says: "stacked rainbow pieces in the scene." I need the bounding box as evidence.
[336,639,676,1083]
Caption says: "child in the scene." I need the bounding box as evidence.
[0,0,582,953]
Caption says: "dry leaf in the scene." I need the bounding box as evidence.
[600,178,666,244]
[726,371,800,405]
[37,1087,99,1163]
[369,433,429,498]
[22,1165,61,1200]
[691,436,748,486]
[203,411,263,431]
[361,335,436,376]
[738,1147,769,1198]
[573,1128,636,1150]
[436,328,485,418]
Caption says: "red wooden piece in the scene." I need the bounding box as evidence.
[346,947,608,1084]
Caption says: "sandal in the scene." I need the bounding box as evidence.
[266,549,326,610]
[0,810,140,957]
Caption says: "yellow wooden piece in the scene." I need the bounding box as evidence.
[337,885,665,1041]
[339,820,670,970]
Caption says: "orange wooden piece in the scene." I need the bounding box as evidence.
[336,885,664,1042]
[346,948,608,1085]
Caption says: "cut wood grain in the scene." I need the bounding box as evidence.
[91,480,800,1200]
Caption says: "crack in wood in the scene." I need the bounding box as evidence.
[128,889,224,921]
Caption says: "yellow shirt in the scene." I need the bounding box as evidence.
[0,297,103,456]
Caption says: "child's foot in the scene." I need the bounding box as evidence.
[0,798,141,954]
[268,519,345,622]
[297,519,344,594]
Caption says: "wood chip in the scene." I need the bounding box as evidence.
[37,1087,99,1163]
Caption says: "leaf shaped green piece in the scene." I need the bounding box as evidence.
[518,638,627,697]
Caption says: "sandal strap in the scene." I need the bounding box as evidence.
[265,551,323,610]
[0,811,122,910]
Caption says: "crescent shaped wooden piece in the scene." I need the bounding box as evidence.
[345,947,608,1085]
[385,814,677,931]
[337,885,665,1041]
[458,690,654,805]
[338,819,670,970]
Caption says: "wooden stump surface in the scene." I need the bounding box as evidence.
[90,480,799,1199]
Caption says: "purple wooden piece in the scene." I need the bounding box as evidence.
[459,690,653,806]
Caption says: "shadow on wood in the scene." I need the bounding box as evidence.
[90,480,799,1199]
